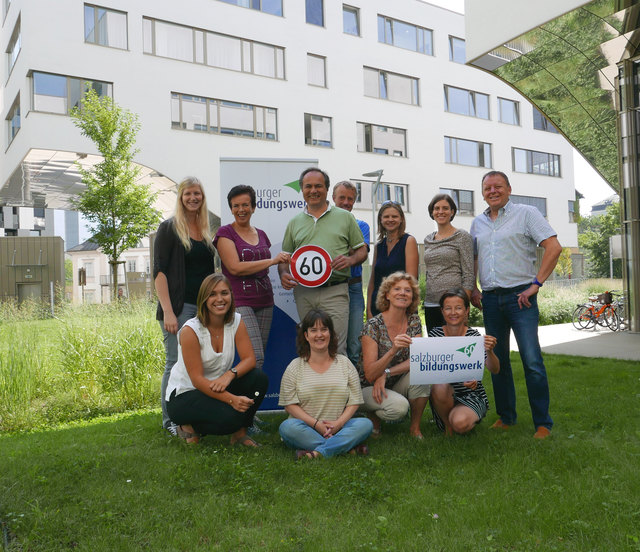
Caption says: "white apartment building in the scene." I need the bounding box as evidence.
[1,0,578,252]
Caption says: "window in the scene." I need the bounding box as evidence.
[171,92,277,140]
[218,0,283,16]
[439,188,474,215]
[84,4,127,49]
[377,15,433,55]
[6,94,19,145]
[143,18,285,79]
[445,136,492,168]
[83,261,94,278]
[511,194,547,217]
[145,257,150,274]
[449,36,465,63]
[306,0,323,26]
[364,67,419,105]
[512,147,561,177]
[127,259,137,272]
[533,106,559,133]
[32,72,112,115]
[444,85,489,119]
[6,17,20,75]
[307,54,326,87]
[357,122,407,157]
[568,200,577,223]
[353,180,409,210]
[498,98,519,125]
[343,5,359,35]
[304,113,332,147]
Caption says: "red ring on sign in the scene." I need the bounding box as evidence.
[290,245,333,287]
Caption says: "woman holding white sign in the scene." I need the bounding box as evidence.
[428,288,500,435]
[359,272,430,438]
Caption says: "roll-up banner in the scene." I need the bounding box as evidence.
[220,158,318,410]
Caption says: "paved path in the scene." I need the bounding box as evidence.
[510,323,640,361]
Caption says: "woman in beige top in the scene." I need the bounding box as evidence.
[278,310,373,459]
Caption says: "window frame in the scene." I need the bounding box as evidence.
[305,0,324,27]
[352,179,410,211]
[143,17,285,80]
[512,147,561,177]
[307,53,327,88]
[357,121,407,157]
[5,92,19,145]
[377,14,433,55]
[216,0,283,16]
[343,5,360,36]
[84,4,128,50]
[31,71,113,116]
[511,194,548,217]
[448,35,465,63]
[532,106,559,133]
[304,112,332,148]
[364,66,419,106]
[439,187,474,216]
[444,136,493,168]
[6,15,20,77]
[444,84,490,119]
[498,97,520,125]
[171,91,278,141]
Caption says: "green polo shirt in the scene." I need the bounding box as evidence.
[282,204,365,283]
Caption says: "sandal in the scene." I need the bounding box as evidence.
[354,444,369,456]
[230,434,262,448]
[176,425,200,444]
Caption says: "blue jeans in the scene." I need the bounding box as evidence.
[482,291,552,429]
[160,303,197,429]
[347,281,365,366]
[279,417,373,457]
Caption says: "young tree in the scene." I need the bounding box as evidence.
[71,88,161,299]
[554,247,573,278]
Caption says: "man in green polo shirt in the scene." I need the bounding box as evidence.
[279,167,367,355]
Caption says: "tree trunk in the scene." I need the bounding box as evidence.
[110,259,119,301]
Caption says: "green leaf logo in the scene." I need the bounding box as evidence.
[456,343,476,358]
[284,180,300,193]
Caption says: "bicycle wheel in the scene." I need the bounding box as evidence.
[616,302,628,331]
[603,305,619,331]
[572,305,594,330]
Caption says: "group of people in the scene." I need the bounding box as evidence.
[152,167,561,456]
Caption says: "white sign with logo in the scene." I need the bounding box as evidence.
[410,336,485,384]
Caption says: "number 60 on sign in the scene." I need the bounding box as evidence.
[290,245,333,287]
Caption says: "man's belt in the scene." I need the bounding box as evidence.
[483,283,530,295]
[318,278,348,288]
[348,276,362,285]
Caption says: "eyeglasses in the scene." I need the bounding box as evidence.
[381,200,401,206]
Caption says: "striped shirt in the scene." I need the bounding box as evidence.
[470,200,556,290]
[279,355,363,421]
[428,326,490,429]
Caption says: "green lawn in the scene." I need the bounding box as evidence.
[2,353,639,551]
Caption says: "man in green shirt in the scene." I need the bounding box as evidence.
[279,167,367,355]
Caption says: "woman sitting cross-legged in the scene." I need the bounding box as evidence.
[359,271,430,438]
[165,273,269,445]
[428,288,500,435]
[278,309,374,460]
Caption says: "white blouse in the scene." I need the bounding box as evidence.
[165,312,241,400]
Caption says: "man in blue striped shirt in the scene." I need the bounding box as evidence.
[471,171,562,440]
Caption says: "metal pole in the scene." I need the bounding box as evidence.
[362,169,384,247]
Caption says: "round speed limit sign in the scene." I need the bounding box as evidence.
[290,245,333,287]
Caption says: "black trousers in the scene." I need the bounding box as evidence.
[167,369,269,436]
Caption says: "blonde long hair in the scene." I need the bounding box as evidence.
[173,177,214,252]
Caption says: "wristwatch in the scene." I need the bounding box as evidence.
[230,367,238,378]
[532,277,543,287]
[384,368,391,377]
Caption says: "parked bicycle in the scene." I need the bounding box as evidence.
[572,291,619,331]
[610,290,628,331]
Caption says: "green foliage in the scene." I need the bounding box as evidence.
[0,300,162,431]
[1,353,639,550]
[71,88,161,299]
[64,258,73,283]
[578,203,621,277]
[554,247,573,278]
